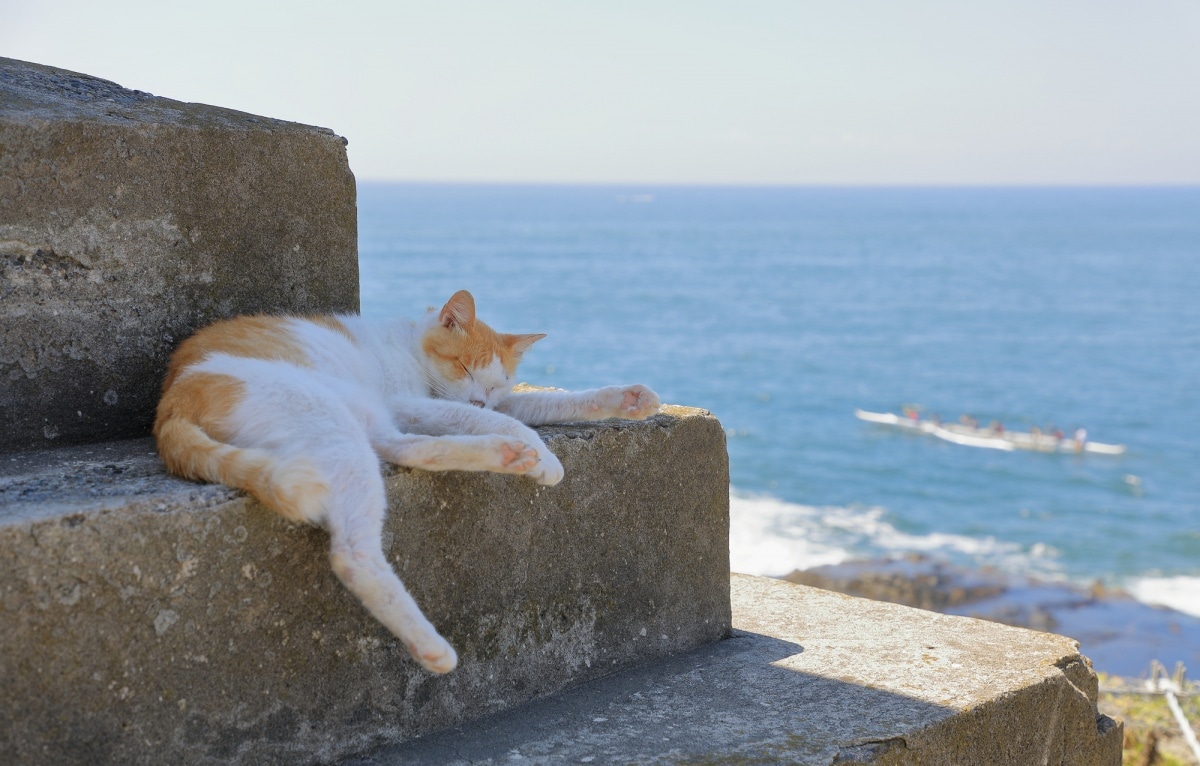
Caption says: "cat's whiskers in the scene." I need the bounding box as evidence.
[426,377,458,401]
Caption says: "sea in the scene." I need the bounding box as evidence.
[357,183,1200,624]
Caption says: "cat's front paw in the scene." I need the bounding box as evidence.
[496,439,540,475]
[615,384,661,419]
[527,448,564,486]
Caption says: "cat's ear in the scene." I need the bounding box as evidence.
[439,290,476,332]
[507,333,546,357]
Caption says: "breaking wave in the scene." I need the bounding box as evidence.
[1128,576,1200,619]
[728,488,1059,578]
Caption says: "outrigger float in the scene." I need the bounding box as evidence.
[855,409,1127,455]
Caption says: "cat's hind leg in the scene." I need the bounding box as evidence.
[320,453,458,674]
[216,367,457,673]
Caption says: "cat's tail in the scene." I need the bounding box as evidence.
[154,415,327,524]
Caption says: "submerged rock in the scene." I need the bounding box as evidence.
[782,554,1200,678]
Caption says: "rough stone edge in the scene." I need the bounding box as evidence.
[840,665,1123,765]
[0,56,342,135]
[737,575,1124,766]
[339,574,1122,765]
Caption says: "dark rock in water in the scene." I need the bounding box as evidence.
[784,555,1009,613]
[783,554,1200,678]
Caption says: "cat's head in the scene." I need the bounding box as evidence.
[421,290,544,409]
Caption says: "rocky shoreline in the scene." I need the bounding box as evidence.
[782,554,1200,679]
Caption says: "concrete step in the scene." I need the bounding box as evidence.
[350,574,1123,766]
[0,405,730,765]
[0,56,358,455]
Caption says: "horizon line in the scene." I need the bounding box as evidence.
[354,178,1200,190]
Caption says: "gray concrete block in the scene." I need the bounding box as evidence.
[0,405,731,765]
[0,57,359,454]
[359,574,1122,765]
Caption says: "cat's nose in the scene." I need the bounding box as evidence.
[469,399,485,408]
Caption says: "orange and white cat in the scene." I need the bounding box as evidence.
[154,290,660,674]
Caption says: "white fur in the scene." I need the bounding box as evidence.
[183,309,660,674]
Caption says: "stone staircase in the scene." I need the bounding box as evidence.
[0,56,1121,765]
[353,574,1123,766]
[1,411,1121,765]
[1,407,733,765]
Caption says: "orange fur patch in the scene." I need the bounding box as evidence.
[154,371,246,468]
[422,318,520,378]
[308,315,355,343]
[421,292,545,379]
[155,369,329,524]
[161,315,311,393]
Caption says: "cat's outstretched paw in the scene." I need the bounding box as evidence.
[497,439,540,474]
[616,384,661,419]
[527,448,564,486]
[408,634,458,675]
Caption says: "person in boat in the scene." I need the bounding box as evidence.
[988,420,1005,435]
[1073,428,1087,453]
[1051,427,1064,441]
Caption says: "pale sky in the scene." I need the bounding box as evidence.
[4,1,1199,185]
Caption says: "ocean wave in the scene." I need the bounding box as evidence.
[728,488,1059,578]
[1128,576,1200,619]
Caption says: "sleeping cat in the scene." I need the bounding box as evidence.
[154,290,659,674]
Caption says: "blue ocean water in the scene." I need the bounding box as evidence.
[358,183,1200,616]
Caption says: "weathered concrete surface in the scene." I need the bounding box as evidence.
[0,405,730,765]
[354,575,1122,765]
[0,57,359,454]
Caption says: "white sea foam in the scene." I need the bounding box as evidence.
[729,490,1200,620]
[728,492,853,576]
[728,488,1057,578]
[1128,576,1200,619]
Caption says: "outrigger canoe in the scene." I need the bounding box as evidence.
[854,410,1126,455]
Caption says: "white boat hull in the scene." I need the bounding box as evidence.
[854,410,1126,455]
